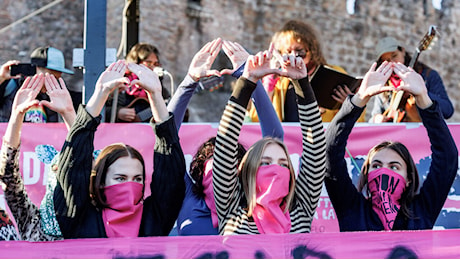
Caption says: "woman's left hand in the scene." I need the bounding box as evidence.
[11,74,43,115]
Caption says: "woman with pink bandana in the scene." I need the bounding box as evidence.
[53,60,185,238]
[325,61,458,231]
[213,44,326,235]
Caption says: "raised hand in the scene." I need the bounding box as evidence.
[393,63,427,97]
[127,62,169,123]
[275,50,307,80]
[41,74,73,115]
[127,63,162,95]
[11,74,43,116]
[242,43,280,83]
[352,61,394,107]
[4,74,44,148]
[393,62,432,109]
[187,38,222,81]
[87,60,129,117]
[95,60,129,95]
[220,40,249,75]
[41,73,76,129]
[0,60,20,82]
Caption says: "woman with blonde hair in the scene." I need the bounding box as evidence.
[247,20,364,122]
[213,44,326,235]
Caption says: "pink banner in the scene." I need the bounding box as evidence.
[0,122,459,233]
[1,229,460,258]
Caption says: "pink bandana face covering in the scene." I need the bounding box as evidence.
[252,164,291,234]
[102,182,144,237]
[368,168,406,230]
[202,159,218,228]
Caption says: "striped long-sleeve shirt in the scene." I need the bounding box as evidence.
[213,77,326,235]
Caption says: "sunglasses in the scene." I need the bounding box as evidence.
[278,49,308,59]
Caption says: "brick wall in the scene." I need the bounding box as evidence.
[1,0,459,121]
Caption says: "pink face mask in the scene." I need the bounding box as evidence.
[252,164,291,234]
[102,182,144,237]
[202,159,218,228]
[368,167,407,230]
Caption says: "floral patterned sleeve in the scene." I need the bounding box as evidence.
[0,139,60,241]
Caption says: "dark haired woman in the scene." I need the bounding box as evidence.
[370,36,453,122]
[53,60,185,238]
[325,61,457,231]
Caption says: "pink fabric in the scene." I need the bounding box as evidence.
[202,159,218,228]
[262,74,279,92]
[102,182,144,238]
[253,164,291,234]
[368,168,406,230]
[389,74,402,88]
[125,72,148,98]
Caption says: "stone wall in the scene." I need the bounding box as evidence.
[1,0,459,122]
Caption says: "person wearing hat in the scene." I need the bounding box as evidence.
[369,37,453,123]
[0,46,75,123]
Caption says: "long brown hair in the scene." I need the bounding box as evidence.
[89,143,146,208]
[358,141,419,219]
[238,137,296,217]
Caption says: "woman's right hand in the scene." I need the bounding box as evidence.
[95,60,129,95]
[87,60,129,117]
[242,43,280,83]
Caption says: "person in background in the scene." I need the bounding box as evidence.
[213,44,326,235]
[325,61,457,231]
[370,37,453,122]
[0,73,75,241]
[105,43,171,123]
[53,60,185,238]
[0,46,76,123]
[246,20,364,123]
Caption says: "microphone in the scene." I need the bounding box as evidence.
[153,67,167,77]
[153,67,175,95]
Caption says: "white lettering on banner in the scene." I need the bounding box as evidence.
[318,197,333,208]
[22,152,41,185]
[322,209,336,220]
[289,153,300,177]
[43,163,51,186]
[0,195,5,210]
[184,154,192,173]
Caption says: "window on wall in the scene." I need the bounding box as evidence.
[432,0,442,10]
[346,0,442,14]
[187,0,202,18]
[346,0,355,14]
